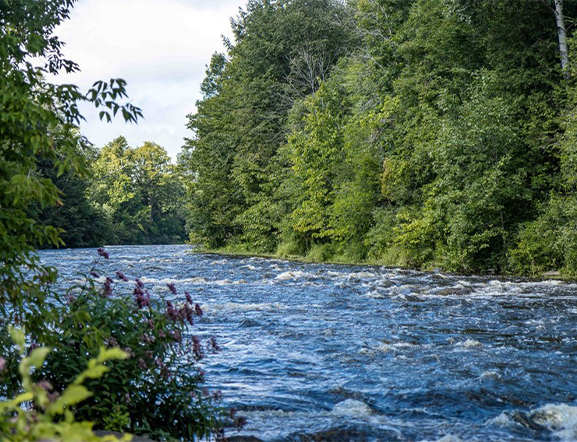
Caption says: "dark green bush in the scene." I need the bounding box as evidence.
[510,195,577,276]
[2,249,230,441]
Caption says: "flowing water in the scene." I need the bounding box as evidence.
[40,245,577,442]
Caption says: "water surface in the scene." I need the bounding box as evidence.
[40,245,577,441]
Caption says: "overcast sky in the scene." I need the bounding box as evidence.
[54,0,247,160]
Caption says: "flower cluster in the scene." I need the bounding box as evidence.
[73,248,225,438]
[165,286,204,326]
[97,247,110,259]
[102,277,113,297]
[133,279,151,309]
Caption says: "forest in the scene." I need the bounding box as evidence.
[22,0,577,277]
[31,136,186,247]
[179,0,577,276]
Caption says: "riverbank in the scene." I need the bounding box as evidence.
[191,245,575,282]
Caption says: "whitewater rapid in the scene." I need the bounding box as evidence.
[40,245,577,441]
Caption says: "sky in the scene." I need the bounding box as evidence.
[53,0,247,160]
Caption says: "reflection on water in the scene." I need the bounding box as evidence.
[40,245,577,441]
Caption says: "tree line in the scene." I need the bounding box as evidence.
[31,0,577,276]
[32,136,187,247]
[179,0,577,276]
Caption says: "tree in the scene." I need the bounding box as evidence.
[539,0,570,75]
[0,0,141,342]
[28,149,109,248]
[182,0,577,273]
[182,0,354,251]
[92,138,186,245]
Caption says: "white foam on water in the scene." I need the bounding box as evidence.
[531,403,577,441]
[210,260,228,265]
[358,347,374,356]
[431,436,466,442]
[360,341,425,356]
[457,339,483,349]
[365,290,387,299]
[275,271,308,281]
[140,276,207,285]
[480,371,501,380]
[204,302,283,312]
[331,399,373,417]
[375,343,392,352]
[139,276,246,287]
[241,265,257,271]
[487,411,514,428]
[489,404,577,441]
[392,342,419,349]
[346,271,377,279]
[359,343,391,356]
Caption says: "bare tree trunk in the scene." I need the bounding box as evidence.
[554,0,570,78]
[540,0,570,77]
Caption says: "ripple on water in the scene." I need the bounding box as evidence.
[39,245,577,442]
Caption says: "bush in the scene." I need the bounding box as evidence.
[276,239,306,258]
[0,327,129,442]
[510,195,577,276]
[2,249,229,441]
[306,243,336,262]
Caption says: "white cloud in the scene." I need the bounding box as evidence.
[52,0,247,160]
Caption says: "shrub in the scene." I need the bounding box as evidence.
[2,249,228,441]
[0,327,129,442]
[510,195,577,276]
[306,243,336,262]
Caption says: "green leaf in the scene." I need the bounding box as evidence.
[8,326,25,352]
[26,347,50,369]
[49,385,93,414]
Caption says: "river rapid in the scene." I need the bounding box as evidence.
[39,245,577,442]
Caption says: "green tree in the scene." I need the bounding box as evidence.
[27,144,109,248]
[0,0,141,328]
[182,0,577,274]
[92,138,186,245]
[182,0,354,251]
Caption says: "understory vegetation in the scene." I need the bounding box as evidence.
[181,0,577,277]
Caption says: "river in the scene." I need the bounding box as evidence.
[39,244,577,441]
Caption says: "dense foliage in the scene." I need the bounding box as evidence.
[182,0,577,276]
[89,137,187,246]
[0,250,224,440]
[0,1,223,440]
[27,137,187,249]
[1,329,129,442]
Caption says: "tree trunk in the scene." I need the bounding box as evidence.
[554,0,570,77]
